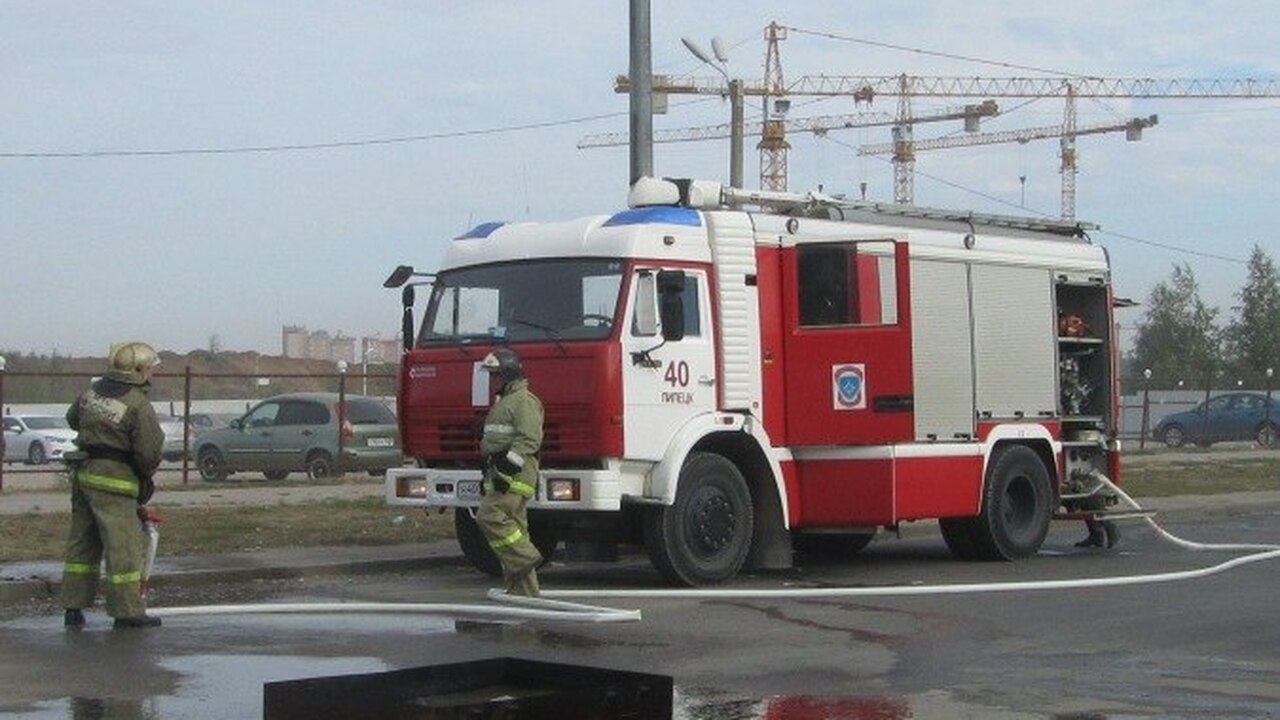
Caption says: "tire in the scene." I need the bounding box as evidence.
[197,448,228,482]
[263,470,290,481]
[27,442,47,465]
[1161,424,1186,448]
[455,507,503,578]
[939,517,984,560]
[1256,423,1277,448]
[794,531,875,557]
[969,445,1054,561]
[305,451,334,480]
[644,452,754,586]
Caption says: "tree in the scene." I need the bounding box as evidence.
[1131,263,1222,389]
[1225,245,1280,382]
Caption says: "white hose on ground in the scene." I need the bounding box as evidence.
[150,480,1280,618]
[543,478,1280,601]
[150,595,640,623]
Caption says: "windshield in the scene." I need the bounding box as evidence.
[24,416,70,430]
[419,258,624,344]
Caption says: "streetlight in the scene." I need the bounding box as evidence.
[681,36,744,188]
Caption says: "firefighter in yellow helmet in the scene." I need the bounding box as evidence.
[61,341,166,629]
[476,348,545,596]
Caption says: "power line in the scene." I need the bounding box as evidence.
[784,25,1089,78]
[0,108,636,159]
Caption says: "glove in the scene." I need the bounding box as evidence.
[137,477,156,505]
[492,450,525,476]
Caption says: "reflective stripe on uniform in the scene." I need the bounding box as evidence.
[108,570,142,585]
[77,471,139,496]
[489,527,525,549]
[484,423,514,435]
[507,478,536,497]
[63,562,97,575]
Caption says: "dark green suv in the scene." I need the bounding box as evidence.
[194,393,402,481]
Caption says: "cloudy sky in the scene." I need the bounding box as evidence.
[4,1,1280,358]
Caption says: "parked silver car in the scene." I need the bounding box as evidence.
[193,393,402,481]
[2,415,78,465]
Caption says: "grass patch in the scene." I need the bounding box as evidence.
[1122,458,1280,497]
[0,497,454,563]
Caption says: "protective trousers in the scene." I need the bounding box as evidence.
[60,481,147,618]
[476,489,542,596]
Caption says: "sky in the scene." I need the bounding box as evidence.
[4,1,1280,358]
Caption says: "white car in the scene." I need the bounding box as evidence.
[2,415,78,465]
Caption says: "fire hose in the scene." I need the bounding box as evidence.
[149,477,1279,621]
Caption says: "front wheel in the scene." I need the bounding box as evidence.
[644,452,754,586]
[969,445,1053,561]
[455,508,503,577]
[197,448,228,482]
[27,442,47,465]
[1161,424,1186,448]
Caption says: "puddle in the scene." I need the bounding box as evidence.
[3,654,387,719]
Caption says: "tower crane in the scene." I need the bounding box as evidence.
[610,19,1280,213]
[858,114,1160,218]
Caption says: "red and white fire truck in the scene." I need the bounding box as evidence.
[385,177,1120,586]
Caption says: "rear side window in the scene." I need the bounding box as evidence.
[347,399,396,425]
[276,401,330,427]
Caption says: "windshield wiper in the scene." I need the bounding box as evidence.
[507,318,568,356]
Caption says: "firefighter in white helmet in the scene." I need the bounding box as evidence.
[61,341,166,629]
[476,347,545,596]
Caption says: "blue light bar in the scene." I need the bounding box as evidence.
[603,206,702,228]
[456,221,506,240]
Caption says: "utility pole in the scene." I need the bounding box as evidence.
[628,0,653,185]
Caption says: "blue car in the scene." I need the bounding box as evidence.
[1154,392,1280,448]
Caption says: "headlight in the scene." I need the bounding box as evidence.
[396,477,430,499]
[546,477,580,501]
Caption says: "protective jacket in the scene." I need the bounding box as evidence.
[479,378,544,497]
[66,370,164,497]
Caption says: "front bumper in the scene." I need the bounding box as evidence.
[385,464,645,511]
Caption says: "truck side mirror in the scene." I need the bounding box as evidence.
[401,285,415,352]
[657,270,686,342]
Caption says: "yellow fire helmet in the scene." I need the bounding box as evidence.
[107,341,161,374]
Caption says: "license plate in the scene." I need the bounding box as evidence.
[457,480,482,501]
[367,437,394,447]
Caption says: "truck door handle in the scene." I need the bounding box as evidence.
[698,375,716,386]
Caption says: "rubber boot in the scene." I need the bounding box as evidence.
[1102,521,1120,549]
[1075,523,1105,548]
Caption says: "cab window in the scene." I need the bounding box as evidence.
[798,240,898,327]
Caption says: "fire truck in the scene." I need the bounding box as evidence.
[385,177,1120,586]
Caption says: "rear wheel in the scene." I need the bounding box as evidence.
[197,448,228,482]
[1256,423,1277,447]
[644,452,753,586]
[969,445,1053,561]
[305,451,334,480]
[939,517,984,560]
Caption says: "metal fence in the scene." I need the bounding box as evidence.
[0,366,395,490]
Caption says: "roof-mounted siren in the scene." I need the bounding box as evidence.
[628,177,724,210]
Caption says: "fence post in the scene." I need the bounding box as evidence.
[1267,368,1275,448]
[337,361,348,478]
[1140,368,1151,450]
[0,355,6,492]
[183,365,192,485]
